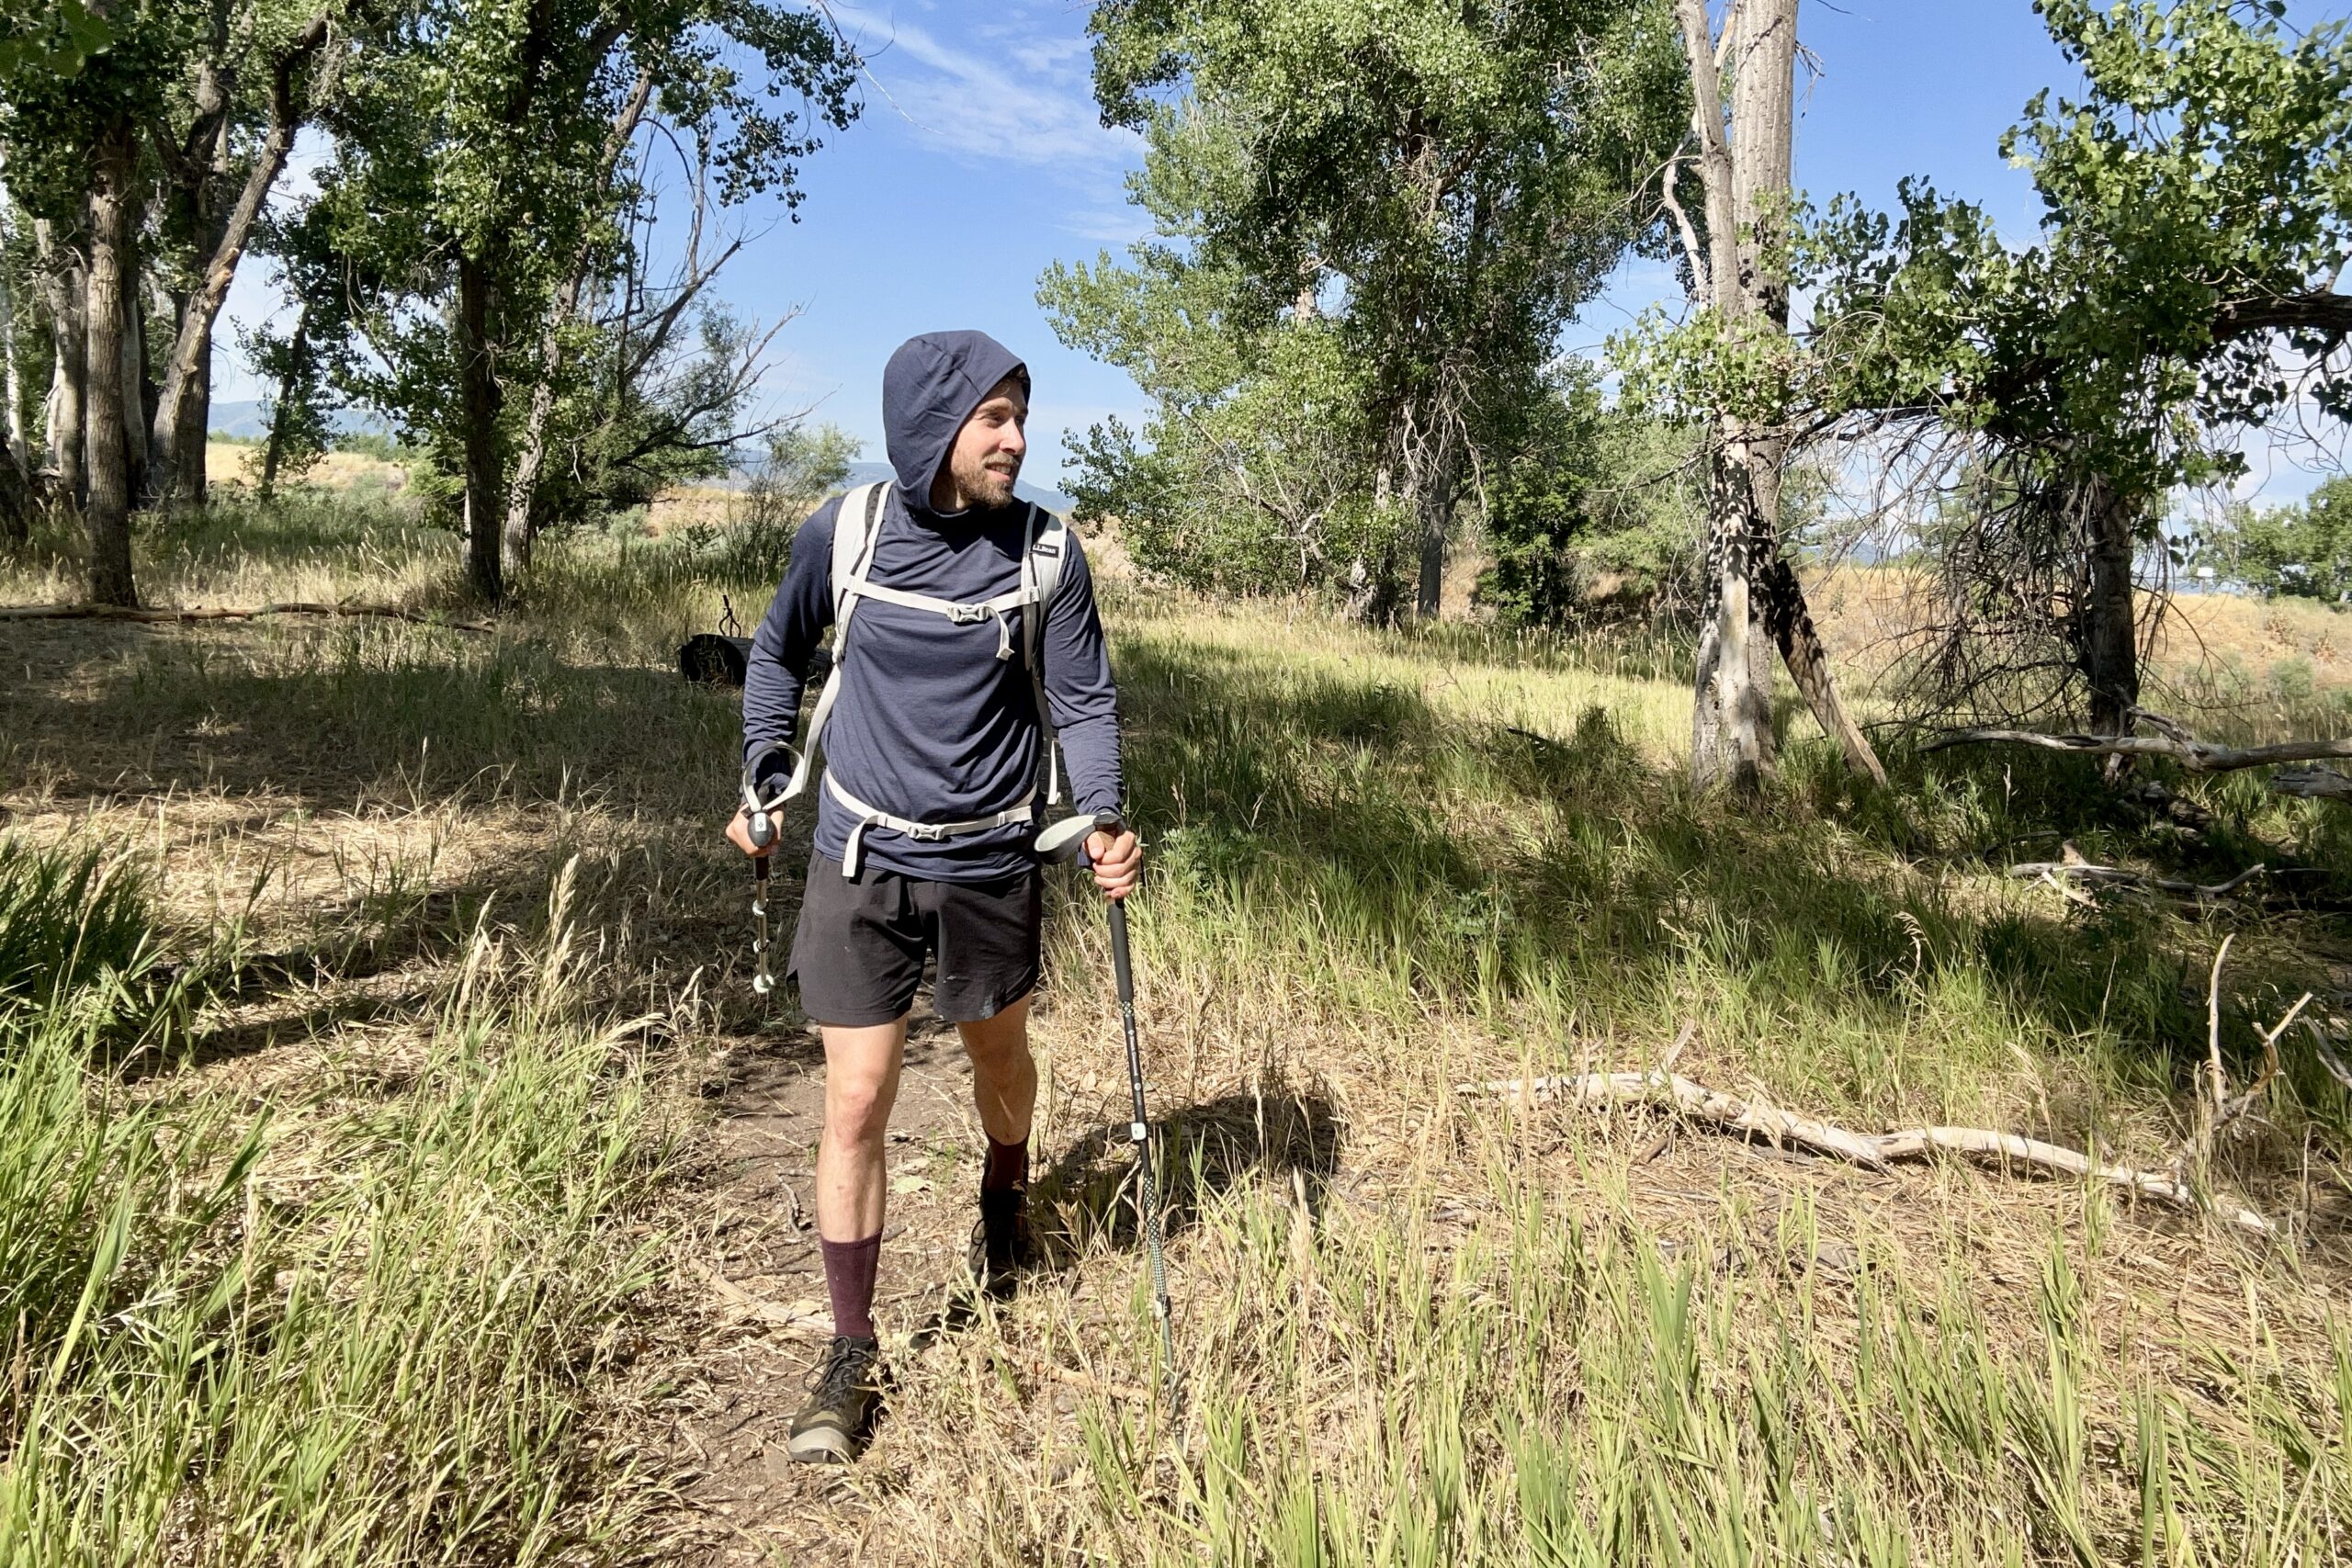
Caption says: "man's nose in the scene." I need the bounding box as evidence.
[1001,423,1026,460]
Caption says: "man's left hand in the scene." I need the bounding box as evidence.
[1086,828,1141,901]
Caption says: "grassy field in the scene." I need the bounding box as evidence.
[2,496,2350,1563]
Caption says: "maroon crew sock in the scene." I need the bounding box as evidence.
[820,1232,882,1341]
[982,1134,1030,1194]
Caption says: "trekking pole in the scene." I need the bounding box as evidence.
[740,741,797,996]
[1038,810,1181,1416]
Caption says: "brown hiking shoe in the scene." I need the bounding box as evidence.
[786,1336,885,1464]
[967,1190,1039,1302]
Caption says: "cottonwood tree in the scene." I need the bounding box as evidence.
[0,0,345,600]
[1618,0,1883,792]
[1794,0,2352,735]
[315,0,854,604]
[143,4,341,509]
[1066,0,1686,619]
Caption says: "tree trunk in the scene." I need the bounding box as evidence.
[1690,424,1770,791]
[37,220,86,509]
[458,253,504,604]
[148,10,332,509]
[258,304,311,500]
[0,240,26,546]
[1413,424,1462,620]
[84,124,140,607]
[177,332,210,505]
[116,255,148,500]
[1672,0,1883,790]
[2079,473,2140,736]
[503,64,653,578]
[0,227,26,479]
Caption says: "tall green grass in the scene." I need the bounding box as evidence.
[0,840,153,1009]
[1008,1170,2352,1565]
[0,852,679,1564]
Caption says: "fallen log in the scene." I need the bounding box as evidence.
[2271,765,2352,802]
[2007,861,2267,899]
[0,601,494,633]
[1461,1069,2274,1235]
[1921,728,2352,773]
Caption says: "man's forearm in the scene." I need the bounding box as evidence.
[1057,711,1124,815]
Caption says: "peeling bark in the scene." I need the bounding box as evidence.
[36,221,86,510]
[458,254,504,604]
[84,123,141,606]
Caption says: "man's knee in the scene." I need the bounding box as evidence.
[826,1069,896,1146]
[959,993,1034,1065]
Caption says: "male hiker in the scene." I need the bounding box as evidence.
[727,330,1139,1464]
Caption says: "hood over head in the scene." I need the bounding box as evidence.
[881,330,1029,517]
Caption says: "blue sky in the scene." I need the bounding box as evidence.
[223,1,2347,501]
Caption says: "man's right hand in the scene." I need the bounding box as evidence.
[726,806,778,858]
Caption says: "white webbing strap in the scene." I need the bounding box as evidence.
[848,578,1036,660]
[1023,502,1067,806]
[785,485,1074,826]
[782,481,888,799]
[824,772,1035,878]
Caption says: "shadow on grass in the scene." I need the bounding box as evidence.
[1033,1078,1344,1262]
[1106,630,2347,1119]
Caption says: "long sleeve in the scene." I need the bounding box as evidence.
[1040,532,1124,816]
[741,499,841,793]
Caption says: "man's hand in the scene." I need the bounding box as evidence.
[726,806,779,858]
[1086,827,1141,900]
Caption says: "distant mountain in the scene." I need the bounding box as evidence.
[207,400,390,440]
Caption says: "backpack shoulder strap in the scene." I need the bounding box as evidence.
[782,481,888,799]
[1022,502,1071,805]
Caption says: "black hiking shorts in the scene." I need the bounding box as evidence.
[786,850,1041,1027]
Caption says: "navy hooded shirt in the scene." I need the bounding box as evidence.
[741,330,1123,882]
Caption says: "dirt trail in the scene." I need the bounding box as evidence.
[671,1006,992,1562]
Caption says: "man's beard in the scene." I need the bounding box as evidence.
[957,454,1019,505]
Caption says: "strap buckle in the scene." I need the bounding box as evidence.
[947,604,992,626]
[902,822,950,841]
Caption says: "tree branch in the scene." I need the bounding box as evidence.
[1923,728,2352,772]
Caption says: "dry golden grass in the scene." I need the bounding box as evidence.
[3,506,2349,1563]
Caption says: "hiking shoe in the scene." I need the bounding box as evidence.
[786,1336,885,1465]
[967,1189,1039,1302]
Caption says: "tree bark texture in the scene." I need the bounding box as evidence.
[1413,422,1463,620]
[117,255,147,497]
[2078,472,2141,737]
[458,254,505,604]
[37,220,87,510]
[148,11,333,509]
[1690,427,1770,792]
[1675,0,1883,791]
[83,123,140,607]
[502,64,652,577]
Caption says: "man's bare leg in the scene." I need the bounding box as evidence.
[957,992,1035,1147]
[958,994,1037,1290]
[814,1017,908,1338]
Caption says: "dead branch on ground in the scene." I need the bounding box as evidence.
[0,601,493,632]
[1460,1065,2276,1235]
[1923,728,2352,773]
[2271,765,2352,802]
[2007,860,2267,899]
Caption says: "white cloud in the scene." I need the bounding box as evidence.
[853,16,1137,174]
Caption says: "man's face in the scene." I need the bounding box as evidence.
[941,375,1027,510]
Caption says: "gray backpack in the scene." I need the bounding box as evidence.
[777,480,1070,875]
